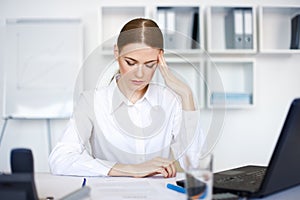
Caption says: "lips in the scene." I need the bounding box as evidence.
[131,80,144,85]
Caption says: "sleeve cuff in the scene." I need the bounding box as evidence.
[95,159,117,176]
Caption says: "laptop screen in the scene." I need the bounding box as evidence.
[213,98,300,198]
[260,98,300,196]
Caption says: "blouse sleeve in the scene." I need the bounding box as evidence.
[48,92,116,176]
[171,108,205,169]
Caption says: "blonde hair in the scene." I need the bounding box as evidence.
[117,18,164,52]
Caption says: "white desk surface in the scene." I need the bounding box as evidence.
[35,173,186,200]
[35,173,300,200]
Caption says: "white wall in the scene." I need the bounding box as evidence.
[0,0,300,173]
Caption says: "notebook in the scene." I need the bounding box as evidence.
[213,98,300,198]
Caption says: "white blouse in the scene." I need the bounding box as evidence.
[49,78,204,176]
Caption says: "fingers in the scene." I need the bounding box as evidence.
[158,53,169,78]
[154,157,177,178]
[156,167,169,178]
[134,157,177,178]
[158,52,167,68]
[163,163,176,178]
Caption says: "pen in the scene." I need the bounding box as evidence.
[81,178,86,187]
[166,183,186,194]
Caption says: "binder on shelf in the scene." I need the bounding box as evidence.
[243,9,253,49]
[157,9,166,33]
[157,8,176,49]
[166,10,176,33]
[165,10,176,49]
[191,11,200,49]
[225,8,244,49]
[290,14,300,49]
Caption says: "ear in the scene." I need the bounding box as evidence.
[159,49,164,56]
[114,44,119,59]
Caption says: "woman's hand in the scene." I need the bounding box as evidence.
[158,51,195,111]
[108,157,176,178]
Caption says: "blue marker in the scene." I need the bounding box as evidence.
[166,183,186,194]
[82,178,86,187]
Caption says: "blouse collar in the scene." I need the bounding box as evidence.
[109,75,159,114]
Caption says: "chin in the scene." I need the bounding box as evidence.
[131,84,148,92]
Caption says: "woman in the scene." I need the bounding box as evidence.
[49,18,203,178]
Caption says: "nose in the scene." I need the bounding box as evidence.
[135,64,144,78]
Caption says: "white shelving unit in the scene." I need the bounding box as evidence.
[206,6,257,54]
[206,58,255,109]
[96,4,300,109]
[258,6,300,53]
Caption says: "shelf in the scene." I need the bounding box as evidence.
[206,58,255,109]
[206,6,257,54]
[99,6,146,51]
[97,4,300,110]
[154,6,204,53]
[152,57,205,109]
[259,6,300,53]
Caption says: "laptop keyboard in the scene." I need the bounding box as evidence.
[215,168,266,188]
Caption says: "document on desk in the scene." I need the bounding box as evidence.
[93,180,152,199]
[87,177,185,200]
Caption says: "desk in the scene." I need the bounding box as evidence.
[35,173,300,200]
[35,173,186,200]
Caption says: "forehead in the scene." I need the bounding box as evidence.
[119,43,160,60]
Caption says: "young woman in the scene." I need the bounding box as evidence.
[49,18,204,178]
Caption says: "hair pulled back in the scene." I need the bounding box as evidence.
[117,18,164,52]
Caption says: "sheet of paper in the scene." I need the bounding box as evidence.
[86,176,186,200]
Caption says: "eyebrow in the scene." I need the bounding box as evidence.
[124,57,157,64]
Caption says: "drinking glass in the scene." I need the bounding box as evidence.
[184,153,213,200]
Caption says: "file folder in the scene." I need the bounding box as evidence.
[290,14,300,49]
[225,8,244,49]
[243,9,253,49]
[191,12,199,49]
[157,9,166,33]
[157,8,176,49]
[165,10,176,49]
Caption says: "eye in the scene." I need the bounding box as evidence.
[125,60,136,66]
[145,62,157,68]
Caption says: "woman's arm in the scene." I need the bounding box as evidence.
[48,118,116,176]
[158,52,206,172]
[108,157,176,178]
[158,51,195,111]
[49,92,116,176]
[49,118,176,177]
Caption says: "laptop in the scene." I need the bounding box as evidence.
[213,98,300,198]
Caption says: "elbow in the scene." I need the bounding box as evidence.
[48,149,71,175]
[48,157,74,176]
[48,154,63,175]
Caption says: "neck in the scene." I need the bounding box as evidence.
[129,88,147,104]
[117,79,148,104]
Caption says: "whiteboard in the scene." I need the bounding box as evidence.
[3,19,83,119]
